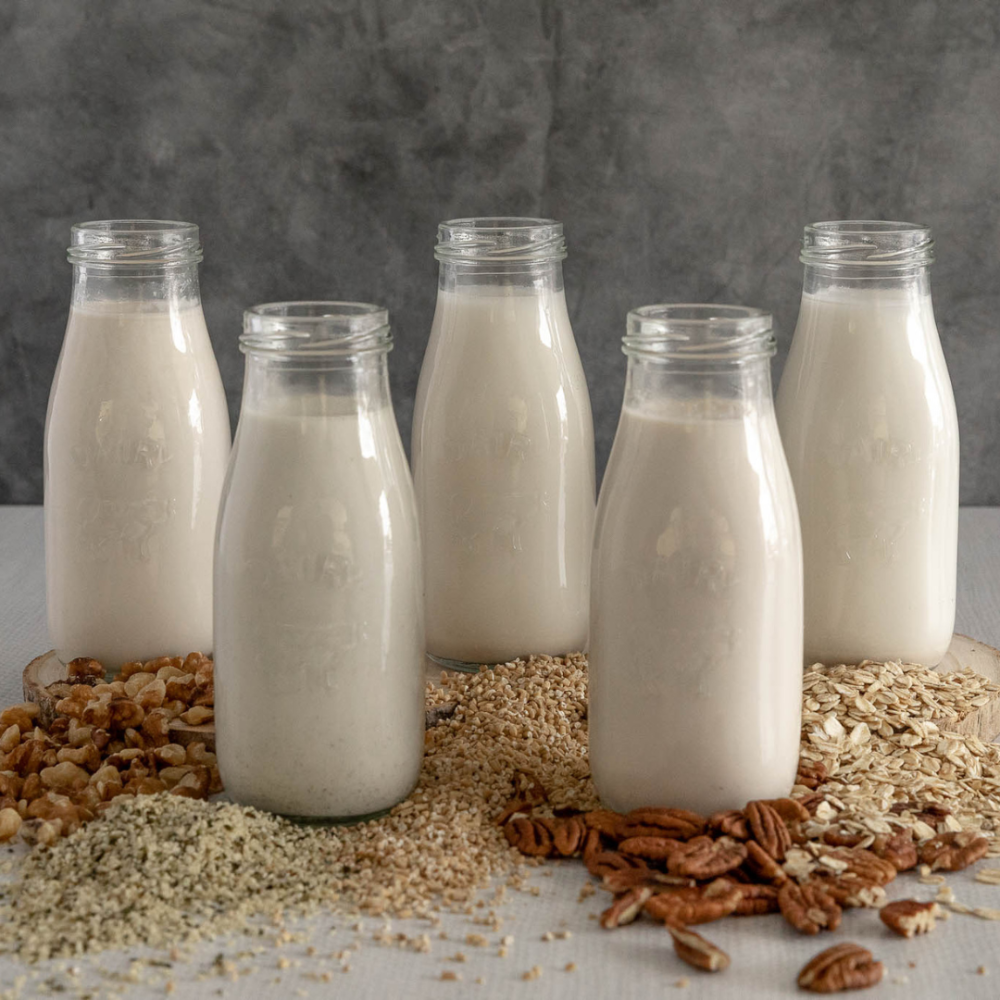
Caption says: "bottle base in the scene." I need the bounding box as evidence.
[281,805,395,827]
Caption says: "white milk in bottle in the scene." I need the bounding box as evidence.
[412,219,595,669]
[589,306,803,815]
[214,303,424,820]
[45,221,230,668]
[776,222,959,667]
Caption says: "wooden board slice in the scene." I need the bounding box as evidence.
[22,651,460,751]
[935,633,1000,739]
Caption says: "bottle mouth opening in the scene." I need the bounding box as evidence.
[241,302,391,357]
[68,220,203,266]
[623,304,775,362]
[801,221,934,267]
[435,217,567,263]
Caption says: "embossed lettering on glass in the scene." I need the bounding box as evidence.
[44,221,231,668]
[214,303,424,822]
[589,306,803,815]
[411,218,595,671]
[776,222,959,667]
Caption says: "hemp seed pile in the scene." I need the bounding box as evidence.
[0,654,595,962]
[0,651,998,967]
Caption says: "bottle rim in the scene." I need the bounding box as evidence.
[67,220,203,266]
[623,304,776,362]
[241,302,392,357]
[801,220,934,267]
[435,217,567,263]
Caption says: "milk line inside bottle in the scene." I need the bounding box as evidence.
[412,218,595,671]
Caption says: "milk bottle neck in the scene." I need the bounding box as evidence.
[624,356,776,420]
[437,259,565,295]
[434,217,568,295]
[799,220,934,298]
[67,219,204,310]
[71,263,202,310]
[802,264,931,299]
[239,302,394,415]
[621,304,777,421]
[241,352,392,414]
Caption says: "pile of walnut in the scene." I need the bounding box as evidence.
[0,654,219,847]
[499,765,987,993]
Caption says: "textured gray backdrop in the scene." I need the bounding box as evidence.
[1,0,998,504]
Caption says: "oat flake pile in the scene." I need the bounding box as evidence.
[1,652,999,964]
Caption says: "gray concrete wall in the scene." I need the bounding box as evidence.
[2,0,998,503]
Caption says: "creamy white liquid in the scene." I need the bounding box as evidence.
[214,393,424,819]
[45,301,231,667]
[589,401,803,815]
[776,287,959,666]
[412,286,595,665]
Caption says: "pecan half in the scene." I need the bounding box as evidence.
[502,816,553,857]
[810,875,886,910]
[586,850,648,880]
[602,869,694,894]
[762,797,811,825]
[879,899,941,938]
[795,792,825,815]
[621,807,706,841]
[744,801,791,861]
[918,830,990,872]
[495,769,549,825]
[644,884,742,926]
[821,828,868,848]
[618,836,682,862]
[667,836,747,879]
[582,809,626,840]
[581,826,603,865]
[871,830,918,872]
[798,943,883,993]
[795,761,829,790]
[600,886,653,929]
[708,809,750,840]
[545,816,586,857]
[915,803,952,829]
[821,847,896,886]
[515,816,586,857]
[732,883,780,916]
[743,840,788,884]
[778,881,842,934]
[667,925,730,972]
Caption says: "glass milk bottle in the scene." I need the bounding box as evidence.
[215,303,424,821]
[412,218,595,671]
[776,222,959,667]
[589,306,803,815]
[45,220,230,668]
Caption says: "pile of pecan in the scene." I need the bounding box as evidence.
[0,654,220,847]
[499,769,989,992]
